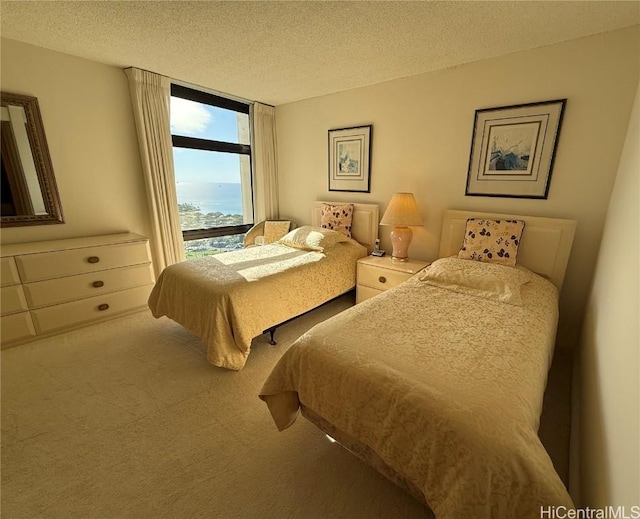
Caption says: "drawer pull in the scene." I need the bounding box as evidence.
[378,276,387,284]
[92,280,104,288]
[87,256,100,264]
[97,303,109,311]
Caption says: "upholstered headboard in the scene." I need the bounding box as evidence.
[312,202,380,253]
[439,209,576,291]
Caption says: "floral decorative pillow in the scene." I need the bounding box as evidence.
[263,221,291,244]
[278,226,350,252]
[320,203,354,238]
[458,218,525,267]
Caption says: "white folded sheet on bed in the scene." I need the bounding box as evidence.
[260,257,574,518]
[149,240,366,370]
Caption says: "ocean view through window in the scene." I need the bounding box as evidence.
[170,84,253,259]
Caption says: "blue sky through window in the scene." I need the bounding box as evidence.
[170,97,246,184]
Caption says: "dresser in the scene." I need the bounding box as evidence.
[1,233,154,347]
[356,255,430,303]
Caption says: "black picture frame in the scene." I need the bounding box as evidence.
[328,125,372,193]
[465,99,566,199]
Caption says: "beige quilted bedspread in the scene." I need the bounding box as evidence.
[148,241,366,370]
[260,258,574,518]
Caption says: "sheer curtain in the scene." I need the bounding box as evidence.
[125,68,185,276]
[252,103,279,222]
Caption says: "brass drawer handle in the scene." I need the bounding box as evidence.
[378,276,387,284]
[97,303,109,311]
[92,280,104,288]
[87,256,100,264]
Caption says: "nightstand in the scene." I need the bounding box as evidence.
[356,256,430,304]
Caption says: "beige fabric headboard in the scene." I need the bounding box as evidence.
[312,202,380,253]
[439,209,576,291]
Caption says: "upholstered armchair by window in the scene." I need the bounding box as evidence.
[243,220,297,247]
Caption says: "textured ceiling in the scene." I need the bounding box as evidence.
[2,1,639,105]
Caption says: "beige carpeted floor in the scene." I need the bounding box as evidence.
[1,293,428,519]
[1,292,570,518]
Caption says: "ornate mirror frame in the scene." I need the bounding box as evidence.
[1,92,64,227]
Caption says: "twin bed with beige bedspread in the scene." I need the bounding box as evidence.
[259,210,577,518]
[260,258,573,517]
[148,202,378,370]
[149,238,366,370]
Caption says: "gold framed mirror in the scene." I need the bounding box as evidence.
[1,92,64,227]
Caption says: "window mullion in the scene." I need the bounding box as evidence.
[172,135,250,155]
[182,224,253,241]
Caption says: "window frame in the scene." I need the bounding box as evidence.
[170,83,254,242]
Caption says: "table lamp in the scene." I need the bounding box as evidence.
[380,192,424,261]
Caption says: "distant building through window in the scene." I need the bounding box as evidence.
[170,84,253,259]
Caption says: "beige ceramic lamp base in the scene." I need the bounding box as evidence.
[390,226,413,261]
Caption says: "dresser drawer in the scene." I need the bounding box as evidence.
[31,284,153,334]
[1,257,21,287]
[1,285,29,316]
[24,263,154,309]
[357,264,412,291]
[1,312,36,343]
[16,241,150,282]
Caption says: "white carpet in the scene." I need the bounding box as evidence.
[1,294,427,518]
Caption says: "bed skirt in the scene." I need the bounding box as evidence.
[300,404,436,518]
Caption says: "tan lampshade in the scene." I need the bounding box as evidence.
[380,193,424,227]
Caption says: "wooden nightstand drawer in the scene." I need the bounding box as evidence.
[356,256,430,304]
[357,264,412,291]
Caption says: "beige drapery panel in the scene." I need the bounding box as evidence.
[252,103,279,221]
[125,68,185,276]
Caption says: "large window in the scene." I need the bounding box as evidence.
[170,84,253,259]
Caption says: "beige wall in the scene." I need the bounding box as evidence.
[575,80,639,507]
[275,26,640,350]
[0,38,150,244]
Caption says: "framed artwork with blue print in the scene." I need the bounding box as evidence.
[465,99,566,199]
[328,125,372,193]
